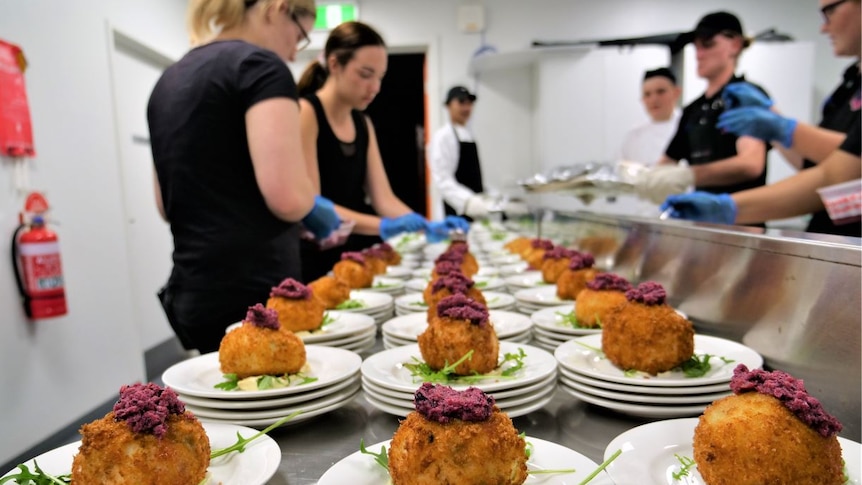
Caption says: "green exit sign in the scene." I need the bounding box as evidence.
[314,4,358,30]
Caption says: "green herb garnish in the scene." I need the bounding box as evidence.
[403,350,475,384]
[623,369,638,377]
[577,448,621,485]
[335,299,365,310]
[555,310,586,329]
[409,301,429,307]
[210,411,301,459]
[373,281,397,289]
[214,372,317,391]
[499,348,527,376]
[671,454,696,480]
[474,281,488,288]
[321,312,336,327]
[402,348,528,384]
[0,462,71,484]
[574,340,604,356]
[359,438,389,471]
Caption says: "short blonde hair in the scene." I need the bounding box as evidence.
[187,0,316,46]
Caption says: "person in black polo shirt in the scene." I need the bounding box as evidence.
[635,11,771,215]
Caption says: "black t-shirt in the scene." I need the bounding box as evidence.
[147,40,302,291]
[804,63,861,236]
[839,117,861,156]
[665,75,770,195]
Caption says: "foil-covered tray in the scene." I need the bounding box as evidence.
[518,162,642,196]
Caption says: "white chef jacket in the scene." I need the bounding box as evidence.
[428,122,479,213]
[618,110,681,166]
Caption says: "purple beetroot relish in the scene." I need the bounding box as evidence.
[245,303,280,330]
[568,253,595,270]
[433,260,463,276]
[543,246,577,260]
[340,251,366,265]
[587,273,633,292]
[437,293,488,326]
[362,246,385,260]
[377,242,394,253]
[730,364,842,438]
[112,383,185,439]
[448,241,469,253]
[270,277,311,300]
[414,383,495,423]
[625,281,666,305]
[530,238,554,250]
[435,250,464,265]
[431,272,474,294]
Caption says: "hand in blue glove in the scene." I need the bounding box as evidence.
[660,192,737,224]
[717,107,797,147]
[379,212,428,240]
[722,82,773,110]
[443,215,470,233]
[301,195,341,239]
[424,221,450,243]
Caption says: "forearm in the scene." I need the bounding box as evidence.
[371,196,414,219]
[733,167,826,224]
[787,123,846,164]
[690,156,764,187]
[770,143,804,170]
[334,205,383,236]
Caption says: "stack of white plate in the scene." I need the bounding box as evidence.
[529,304,598,351]
[410,266,500,279]
[393,291,517,316]
[503,270,551,293]
[364,276,406,297]
[161,346,363,428]
[336,290,395,325]
[380,310,533,349]
[361,342,558,418]
[382,265,413,279]
[226,310,377,353]
[385,233,426,255]
[404,275,506,293]
[497,261,530,276]
[554,334,764,418]
[513,285,571,314]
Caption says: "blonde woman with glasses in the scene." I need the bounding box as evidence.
[147,0,340,353]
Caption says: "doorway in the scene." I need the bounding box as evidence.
[364,52,427,216]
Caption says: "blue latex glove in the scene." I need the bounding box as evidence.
[443,215,470,233]
[380,212,427,240]
[660,192,737,224]
[424,221,450,243]
[301,195,340,239]
[722,82,773,110]
[717,107,797,147]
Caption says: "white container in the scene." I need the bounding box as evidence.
[816,178,862,225]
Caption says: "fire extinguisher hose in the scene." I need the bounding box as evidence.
[11,223,32,318]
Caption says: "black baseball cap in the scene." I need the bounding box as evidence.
[445,86,477,104]
[677,11,745,45]
[644,67,677,85]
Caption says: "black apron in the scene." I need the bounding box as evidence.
[443,126,484,219]
[803,63,861,237]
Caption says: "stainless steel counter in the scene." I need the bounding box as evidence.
[264,339,652,485]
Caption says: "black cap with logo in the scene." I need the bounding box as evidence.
[677,11,745,46]
[445,86,477,105]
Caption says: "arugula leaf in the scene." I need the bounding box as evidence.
[214,372,317,391]
[210,411,301,459]
[556,310,597,329]
[577,448,621,485]
[0,461,71,484]
[373,281,397,288]
[499,348,527,376]
[403,350,475,384]
[359,438,389,471]
[320,312,336,327]
[214,373,239,391]
[402,348,528,384]
[574,340,604,356]
[474,281,488,288]
[335,299,365,310]
[671,454,696,480]
[680,354,713,378]
[409,301,429,307]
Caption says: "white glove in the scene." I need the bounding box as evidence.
[502,199,530,216]
[635,165,694,204]
[463,195,490,218]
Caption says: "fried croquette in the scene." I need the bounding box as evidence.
[523,239,555,269]
[332,251,374,288]
[361,247,388,275]
[423,272,487,311]
[430,260,463,283]
[573,273,633,328]
[601,282,693,375]
[448,241,479,276]
[694,392,844,485]
[555,253,599,300]
[308,275,351,309]
[388,384,528,485]
[374,242,402,266]
[418,294,499,375]
[265,278,325,332]
[219,304,306,378]
[503,236,531,255]
[435,249,477,279]
[72,383,209,485]
[539,246,577,283]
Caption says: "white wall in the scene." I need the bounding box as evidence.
[0,0,847,468]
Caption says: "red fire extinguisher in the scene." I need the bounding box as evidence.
[12,194,68,319]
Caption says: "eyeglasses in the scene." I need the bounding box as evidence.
[290,11,311,51]
[821,0,848,23]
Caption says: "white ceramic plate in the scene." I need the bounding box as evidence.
[555,334,763,387]
[385,233,426,254]
[557,365,732,395]
[603,418,861,485]
[531,304,604,336]
[383,266,412,279]
[365,379,557,412]
[366,276,406,294]
[559,384,707,418]
[514,285,571,306]
[177,372,360,409]
[197,388,362,428]
[186,381,361,420]
[318,437,613,485]
[559,375,731,405]
[381,310,532,341]
[361,342,557,394]
[489,253,523,265]
[394,291,517,311]
[497,261,530,275]
[504,271,552,289]
[162,346,362,399]
[0,423,281,485]
[362,370,558,402]
[404,275,506,293]
[223,311,376,341]
[363,388,556,419]
[336,290,394,313]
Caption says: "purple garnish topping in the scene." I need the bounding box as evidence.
[625,281,666,305]
[112,383,185,438]
[431,272,474,295]
[543,246,577,260]
[270,277,312,299]
[587,273,632,292]
[567,253,595,270]
[245,303,280,330]
[437,293,488,326]
[414,383,495,423]
[530,238,555,250]
[340,251,366,264]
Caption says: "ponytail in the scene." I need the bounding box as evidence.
[186,0,247,46]
[298,59,329,97]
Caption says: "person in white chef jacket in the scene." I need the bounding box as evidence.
[618,67,682,167]
[429,86,489,221]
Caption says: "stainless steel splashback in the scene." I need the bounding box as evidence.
[529,210,862,440]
